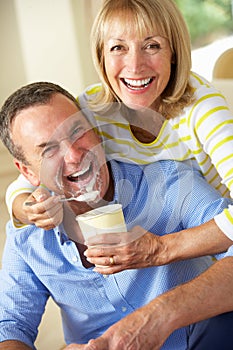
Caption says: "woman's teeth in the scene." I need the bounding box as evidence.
[123,78,152,90]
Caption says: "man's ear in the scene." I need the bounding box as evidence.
[14,159,40,187]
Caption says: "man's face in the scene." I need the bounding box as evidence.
[11,93,110,206]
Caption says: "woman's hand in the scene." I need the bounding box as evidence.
[84,226,166,274]
[22,188,64,230]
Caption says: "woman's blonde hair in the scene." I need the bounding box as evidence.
[90,0,195,118]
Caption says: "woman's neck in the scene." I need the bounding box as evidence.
[124,107,165,143]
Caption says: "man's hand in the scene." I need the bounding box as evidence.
[81,301,170,350]
[22,188,63,230]
[84,226,166,274]
[62,301,169,350]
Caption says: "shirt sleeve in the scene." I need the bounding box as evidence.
[5,174,36,228]
[188,76,233,238]
[0,222,49,348]
[174,164,233,230]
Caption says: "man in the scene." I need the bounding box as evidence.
[0,81,233,350]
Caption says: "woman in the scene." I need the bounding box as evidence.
[6,0,233,272]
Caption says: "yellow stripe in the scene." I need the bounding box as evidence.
[14,221,28,229]
[191,148,202,155]
[198,154,209,166]
[216,153,233,168]
[225,168,233,178]
[180,135,191,142]
[8,187,34,201]
[202,164,214,177]
[98,126,171,149]
[191,72,207,85]
[86,85,102,95]
[228,178,233,188]
[101,132,164,156]
[188,93,224,127]
[222,188,230,197]
[224,208,233,225]
[206,120,233,141]
[195,106,228,131]
[208,172,219,185]
[210,136,233,157]
[100,130,165,150]
[174,150,192,161]
[172,118,186,129]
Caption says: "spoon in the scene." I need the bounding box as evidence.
[60,191,99,202]
[25,191,99,206]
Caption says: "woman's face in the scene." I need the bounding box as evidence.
[103,19,173,111]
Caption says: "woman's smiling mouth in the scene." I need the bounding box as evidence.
[121,77,154,90]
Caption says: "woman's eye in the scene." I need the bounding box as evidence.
[110,45,124,52]
[146,43,161,51]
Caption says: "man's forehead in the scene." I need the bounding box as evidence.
[16,102,85,127]
[13,104,89,147]
[46,115,85,140]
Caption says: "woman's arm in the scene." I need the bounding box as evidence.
[85,219,232,274]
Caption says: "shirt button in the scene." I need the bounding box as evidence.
[72,256,78,263]
[121,306,127,312]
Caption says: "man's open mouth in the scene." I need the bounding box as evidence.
[67,163,93,183]
[121,77,154,90]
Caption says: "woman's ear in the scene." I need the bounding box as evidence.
[14,159,40,187]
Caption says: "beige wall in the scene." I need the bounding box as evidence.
[0,1,27,106]
[0,0,101,106]
[0,0,102,234]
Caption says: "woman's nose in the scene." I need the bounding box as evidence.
[126,48,145,73]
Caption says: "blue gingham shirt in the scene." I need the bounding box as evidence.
[0,160,232,349]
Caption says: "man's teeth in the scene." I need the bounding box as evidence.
[69,165,89,179]
[124,78,152,89]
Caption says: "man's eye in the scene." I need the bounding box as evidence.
[70,127,83,140]
[42,145,58,158]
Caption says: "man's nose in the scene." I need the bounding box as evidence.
[61,139,83,163]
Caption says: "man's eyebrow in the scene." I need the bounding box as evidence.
[36,140,57,150]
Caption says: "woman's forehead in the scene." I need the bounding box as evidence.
[103,10,167,40]
[104,10,158,36]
